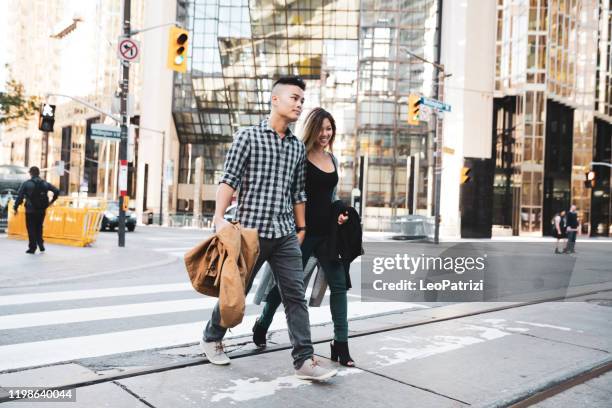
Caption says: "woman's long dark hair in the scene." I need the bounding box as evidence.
[302,107,336,154]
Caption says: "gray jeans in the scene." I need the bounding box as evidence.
[203,233,314,369]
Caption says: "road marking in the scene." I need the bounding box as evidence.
[0,302,422,371]
[0,296,251,330]
[0,283,193,306]
[152,247,194,252]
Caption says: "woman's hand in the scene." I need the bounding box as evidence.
[338,212,349,225]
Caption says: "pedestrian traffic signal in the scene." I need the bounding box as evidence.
[38,103,56,132]
[584,170,595,188]
[167,26,189,73]
[408,94,422,126]
[461,166,471,184]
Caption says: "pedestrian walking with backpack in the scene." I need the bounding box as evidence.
[13,166,60,254]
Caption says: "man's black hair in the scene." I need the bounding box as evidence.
[29,166,40,177]
[272,76,306,91]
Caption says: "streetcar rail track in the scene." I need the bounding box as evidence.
[1,286,611,405]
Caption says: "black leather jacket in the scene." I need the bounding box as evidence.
[13,177,60,213]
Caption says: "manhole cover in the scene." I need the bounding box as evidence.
[586,299,612,307]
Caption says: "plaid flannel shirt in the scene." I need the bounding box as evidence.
[220,119,307,239]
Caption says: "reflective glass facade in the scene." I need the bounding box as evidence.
[493,0,610,236]
[172,0,441,226]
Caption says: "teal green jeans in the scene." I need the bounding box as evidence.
[257,235,349,342]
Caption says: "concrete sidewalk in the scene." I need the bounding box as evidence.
[1,297,610,407]
[0,234,176,289]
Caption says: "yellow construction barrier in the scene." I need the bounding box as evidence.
[7,197,106,247]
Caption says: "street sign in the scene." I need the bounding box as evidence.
[117,37,140,62]
[165,160,174,186]
[127,125,135,163]
[91,124,121,141]
[119,160,128,196]
[421,97,451,112]
[55,160,65,176]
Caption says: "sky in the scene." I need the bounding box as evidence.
[0,0,7,91]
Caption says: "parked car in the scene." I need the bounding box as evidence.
[101,201,137,232]
[0,165,29,193]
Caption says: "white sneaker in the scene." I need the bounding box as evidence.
[295,358,338,381]
[200,340,230,365]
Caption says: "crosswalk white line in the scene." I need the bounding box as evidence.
[0,283,194,306]
[1,295,242,330]
[0,291,429,331]
[152,247,194,252]
[0,301,421,371]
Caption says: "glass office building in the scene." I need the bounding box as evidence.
[171,0,441,229]
[492,0,611,236]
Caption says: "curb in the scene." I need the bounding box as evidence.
[481,355,612,408]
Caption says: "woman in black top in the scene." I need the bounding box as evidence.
[253,107,354,366]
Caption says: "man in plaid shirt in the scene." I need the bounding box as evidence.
[200,76,337,381]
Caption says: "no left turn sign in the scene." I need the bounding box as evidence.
[117,37,140,62]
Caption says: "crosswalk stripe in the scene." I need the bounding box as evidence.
[152,247,194,251]
[0,301,421,371]
[0,292,429,331]
[1,295,245,330]
[0,283,194,306]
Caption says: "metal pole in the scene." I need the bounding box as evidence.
[118,0,130,247]
[159,131,164,226]
[433,66,445,244]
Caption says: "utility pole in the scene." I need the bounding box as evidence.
[118,0,131,247]
[403,47,448,244]
[432,68,445,245]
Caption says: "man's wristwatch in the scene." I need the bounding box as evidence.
[296,226,307,233]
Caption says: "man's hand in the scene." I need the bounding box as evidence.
[297,230,306,245]
[213,215,231,232]
[338,211,349,225]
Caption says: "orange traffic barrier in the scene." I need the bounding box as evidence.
[7,198,106,247]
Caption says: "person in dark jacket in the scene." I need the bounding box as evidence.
[563,205,579,254]
[13,166,59,254]
[552,210,566,254]
[253,107,359,367]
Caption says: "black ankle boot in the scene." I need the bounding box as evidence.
[330,340,354,367]
[252,318,268,348]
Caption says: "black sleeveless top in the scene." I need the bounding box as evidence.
[305,155,338,237]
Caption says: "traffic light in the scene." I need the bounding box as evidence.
[461,166,471,184]
[408,94,422,125]
[584,170,595,188]
[167,26,189,73]
[38,103,56,132]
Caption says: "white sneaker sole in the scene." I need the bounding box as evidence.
[199,340,230,365]
[295,368,338,381]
